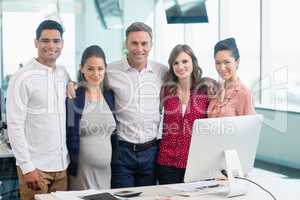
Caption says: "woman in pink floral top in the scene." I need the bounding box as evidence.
[208,38,255,117]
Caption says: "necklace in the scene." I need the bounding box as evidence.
[178,87,190,104]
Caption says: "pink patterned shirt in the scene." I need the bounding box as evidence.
[207,78,255,118]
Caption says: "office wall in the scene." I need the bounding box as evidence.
[74,0,156,68]
[256,108,300,169]
[122,0,155,27]
[75,0,123,68]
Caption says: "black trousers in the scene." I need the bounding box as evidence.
[156,164,186,185]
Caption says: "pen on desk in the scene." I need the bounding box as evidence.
[202,178,215,181]
[200,178,216,181]
[201,177,226,181]
[196,184,220,190]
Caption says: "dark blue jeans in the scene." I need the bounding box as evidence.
[111,144,157,188]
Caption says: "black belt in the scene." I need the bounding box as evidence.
[119,139,157,152]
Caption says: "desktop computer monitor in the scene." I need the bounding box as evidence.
[184,114,263,183]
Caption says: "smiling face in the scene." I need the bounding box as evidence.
[80,56,105,87]
[214,50,239,81]
[172,52,194,81]
[35,29,63,67]
[125,31,152,70]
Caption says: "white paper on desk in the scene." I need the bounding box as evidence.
[51,189,104,200]
[166,181,219,192]
[177,187,229,198]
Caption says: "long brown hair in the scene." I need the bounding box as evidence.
[162,44,203,96]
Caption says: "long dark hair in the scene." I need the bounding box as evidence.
[78,45,107,82]
[162,44,203,96]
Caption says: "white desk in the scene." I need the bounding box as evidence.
[34,169,300,200]
[35,184,267,200]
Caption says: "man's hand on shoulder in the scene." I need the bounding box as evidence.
[67,81,77,99]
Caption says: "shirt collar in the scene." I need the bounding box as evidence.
[218,77,242,102]
[32,58,56,72]
[123,57,153,73]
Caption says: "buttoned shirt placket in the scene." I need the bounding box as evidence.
[48,68,67,170]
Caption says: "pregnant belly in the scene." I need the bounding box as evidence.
[80,135,112,168]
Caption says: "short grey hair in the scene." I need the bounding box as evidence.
[125,22,152,39]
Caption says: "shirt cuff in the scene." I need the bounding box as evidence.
[19,162,35,175]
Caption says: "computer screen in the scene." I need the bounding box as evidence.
[94,0,123,29]
[184,115,263,183]
[164,0,208,24]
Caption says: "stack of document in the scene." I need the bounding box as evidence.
[167,180,221,192]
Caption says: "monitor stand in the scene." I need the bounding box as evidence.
[224,149,248,197]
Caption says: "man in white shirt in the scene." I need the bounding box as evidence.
[107,22,168,188]
[6,20,69,200]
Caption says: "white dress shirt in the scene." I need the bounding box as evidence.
[106,58,168,144]
[7,58,69,174]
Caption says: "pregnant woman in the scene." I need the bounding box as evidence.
[66,45,116,190]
